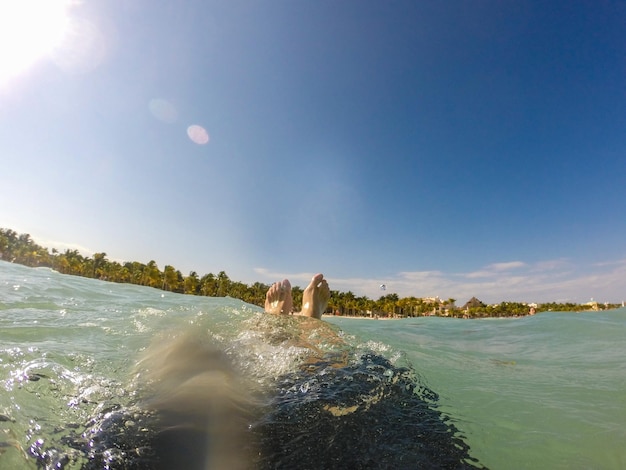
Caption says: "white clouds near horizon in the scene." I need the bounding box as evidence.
[255,258,626,304]
[32,238,95,258]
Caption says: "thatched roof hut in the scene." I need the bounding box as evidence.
[462,297,485,310]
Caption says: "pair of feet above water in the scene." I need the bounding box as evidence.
[264,273,330,319]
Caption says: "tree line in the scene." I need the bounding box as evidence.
[1,228,620,317]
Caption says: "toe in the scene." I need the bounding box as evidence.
[311,273,324,286]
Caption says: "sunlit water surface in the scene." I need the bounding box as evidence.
[1,261,625,469]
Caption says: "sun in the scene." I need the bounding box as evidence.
[0,0,72,87]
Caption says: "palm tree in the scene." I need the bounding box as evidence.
[246,282,269,306]
[184,271,199,295]
[108,261,130,283]
[199,273,217,296]
[227,281,248,300]
[64,249,84,275]
[216,271,230,297]
[0,228,14,259]
[292,285,303,311]
[144,261,162,288]
[92,252,108,279]
[163,265,179,292]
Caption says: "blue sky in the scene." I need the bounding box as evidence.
[1,0,625,304]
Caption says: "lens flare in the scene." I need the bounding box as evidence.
[187,125,210,145]
[149,98,178,123]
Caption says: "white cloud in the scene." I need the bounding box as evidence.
[35,238,94,257]
[593,258,626,268]
[253,268,321,286]
[463,270,493,279]
[531,258,571,272]
[487,261,526,271]
[465,261,527,279]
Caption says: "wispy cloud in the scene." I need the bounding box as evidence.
[36,238,94,257]
[487,261,527,271]
[253,268,321,286]
[593,258,626,268]
[255,258,626,304]
[465,260,527,279]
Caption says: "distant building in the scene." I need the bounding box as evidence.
[462,297,485,310]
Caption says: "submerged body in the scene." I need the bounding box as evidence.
[10,271,482,469]
[29,318,481,469]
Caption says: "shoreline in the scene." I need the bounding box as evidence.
[323,314,398,320]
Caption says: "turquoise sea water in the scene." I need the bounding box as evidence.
[1,260,625,469]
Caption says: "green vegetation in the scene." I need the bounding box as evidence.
[1,228,621,318]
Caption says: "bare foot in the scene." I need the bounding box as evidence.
[299,273,330,319]
[264,279,293,315]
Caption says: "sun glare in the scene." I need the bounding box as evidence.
[0,0,72,86]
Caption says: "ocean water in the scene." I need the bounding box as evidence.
[1,260,625,469]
